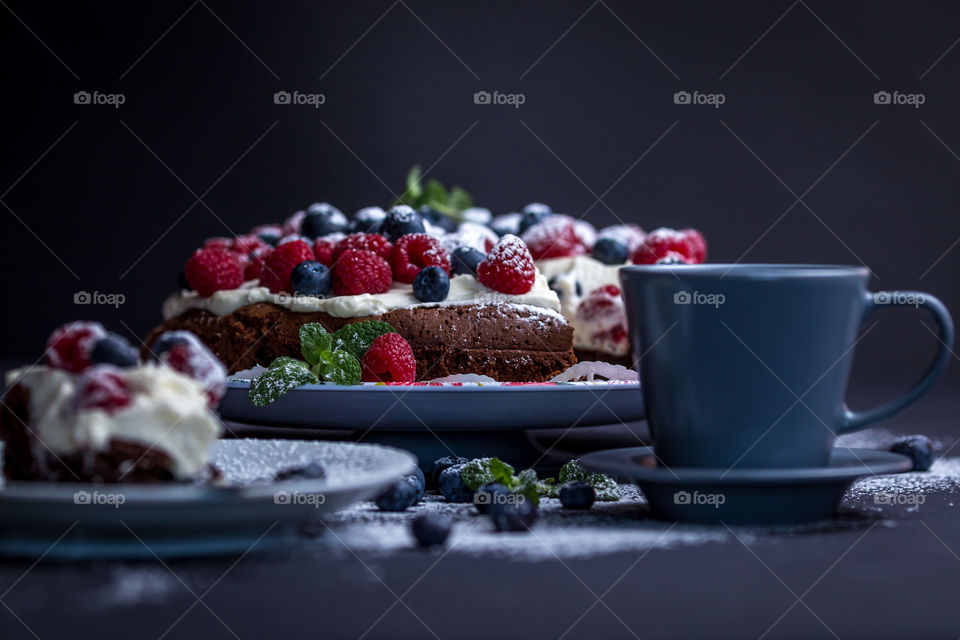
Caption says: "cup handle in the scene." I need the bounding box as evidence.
[839,290,954,434]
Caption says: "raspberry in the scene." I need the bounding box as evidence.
[680,228,707,263]
[655,251,691,265]
[283,210,306,236]
[203,237,233,251]
[577,286,628,351]
[74,366,132,413]
[312,237,337,268]
[161,337,226,408]
[184,247,244,297]
[250,224,283,238]
[477,234,536,295]
[597,224,647,252]
[46,321,107,373]
[333,249,393,296]
[334,233,393,262]
[390,233,451,284]
[361,333,416,383]
[632,228,699,265]
[245,246,272,280]
[520,215,586,260]
[230,234,270,256]
[260,239,315,293]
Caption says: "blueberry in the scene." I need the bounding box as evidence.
[275,461,326,481]
[518,210,550,235]
[375,477,419,511]
[413,266,450,302]
[259,231,281,246]
[548,276,582,301]
[151,331,193,358]
[301,203,348,239]
[451,247,485,277]
[408,467,426,502]
[592,237,629,265]
[352,206,386,234]
[381,205,425,242]
[461,207,492,226]
[522,202,552,216]
[420,206,458,233]
[489,213,521,237]
[890,435,934,472]
[412,513,452,548]
[474,482,512,514]
[90,333,139,368]
[424,456,467,488]
[559,481,596,510]
[438,464,474,503]
[655,256,685,265]
[489,496,538,532]
[290,260,332,297]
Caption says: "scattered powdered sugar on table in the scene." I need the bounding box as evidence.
[845,457,960,503]
[80,566,180,611]
[318,486,727,561]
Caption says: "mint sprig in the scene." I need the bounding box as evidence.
[460,457,548,505]
[333,320,395,360]
[395,164,474,219]
[249,357,318,407]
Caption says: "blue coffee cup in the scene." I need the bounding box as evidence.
[619,264,953,469]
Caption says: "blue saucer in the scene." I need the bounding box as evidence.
[580,447,912,525]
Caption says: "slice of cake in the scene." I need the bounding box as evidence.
[149,208,575,383]
[1,323,224,483]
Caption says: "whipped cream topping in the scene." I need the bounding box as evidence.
[6,364,222,479]
[536,255,628,355]
[162,273,562,320]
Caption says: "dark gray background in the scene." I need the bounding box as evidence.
[1,0,958,386]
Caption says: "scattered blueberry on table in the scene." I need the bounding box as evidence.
[438,464,474,503]
[424,456,468,488]
[559,481,596,510]
[275,461,326,481]
[890,435,934,472]
[488,497,538,532]
[473,482,512,514]
[375,477,420,512]
[411,513,452,548]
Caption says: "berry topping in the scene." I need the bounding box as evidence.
[559,481,596,510]
[250,223,283,239]
[574,220,597,249]
[441,221,498,254]
[301,202,348,239]
[391,233,451,284]
[450,246,485,276]
[260,238,316,294]
[361,332,416,383]
[184,247,245,297]
[312,237,336,268]
[462,207,492,225]
[591,237,629,265]
[202,237,233,251]
[351,206,386,234]
[45,321,107,373]
[521,215,586,260]
[596,224,646,252]
[420,206,458,232]
[523,202,552,216]
[632,227,704,265]
[517,208,551,235]
[438,464,473,502]
[381,205,425,242]
[245,246,272,280]
[74,366,132,413]
[477,234,536,295]
[411,513,453,548]
[334,233,393,262]
[230,234,270,257]
[150,330,193,358]
[160,334,226,408]
[890,435,934,472]
[413,265,450,302]
[489,212,522,237]
[577,285,628,350]
[282,210,306,236]
[655,252,690,265]
[332,249,393,296]
[90,333,139,368]
[290,260,332,297]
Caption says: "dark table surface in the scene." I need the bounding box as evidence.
[1,377,958,640]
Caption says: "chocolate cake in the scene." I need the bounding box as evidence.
[147,301,575,382]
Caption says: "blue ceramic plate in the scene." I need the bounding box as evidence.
[0,439,416,559]
[581,446,912,525]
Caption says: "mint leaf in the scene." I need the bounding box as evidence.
[515,468,542,506]
[553,459,620,501]
[333,321,395,360]
[299,323,333,366]
[315,349,361,386]
[460,457,495,490]
[249,357,318,406]
[448,186,473,213]
[401,164,423,204]
[424,179,448,209]
[488,458,516,487]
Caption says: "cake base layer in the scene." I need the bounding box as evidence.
[146,302,577,382]
[0,384,178,483]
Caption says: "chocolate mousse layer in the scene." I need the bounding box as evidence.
[146,302,577,382]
